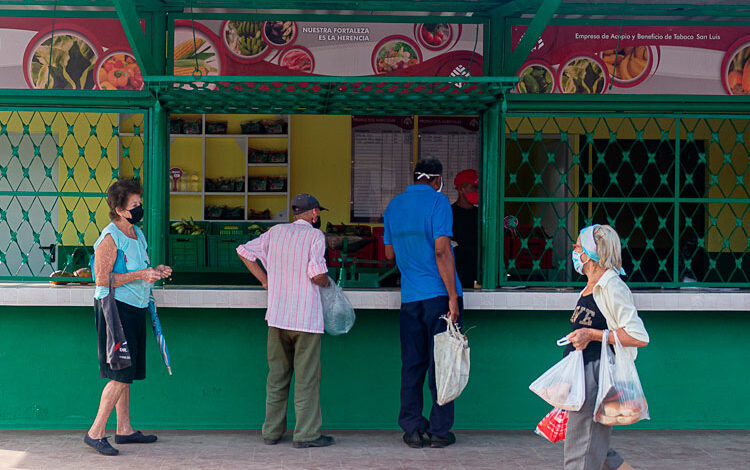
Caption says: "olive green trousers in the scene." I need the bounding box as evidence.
[262,327,322,442]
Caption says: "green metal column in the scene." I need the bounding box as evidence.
[480,14,505,289]
[145,11,168,266]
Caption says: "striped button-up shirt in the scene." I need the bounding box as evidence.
[236,219,328,334]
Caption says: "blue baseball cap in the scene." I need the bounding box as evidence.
[291,193,327,215]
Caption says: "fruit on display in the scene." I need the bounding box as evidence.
[171,217,206,235]
[248,224,269,237]
[325,222,372,236]
[49,270,75,285]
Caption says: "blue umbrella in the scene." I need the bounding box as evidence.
[148,295,172,375]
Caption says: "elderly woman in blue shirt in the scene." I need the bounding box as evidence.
[84,179,171,456]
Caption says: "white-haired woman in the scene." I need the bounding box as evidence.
[563,224,649,470]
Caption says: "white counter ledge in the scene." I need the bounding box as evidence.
[1,283,749,311]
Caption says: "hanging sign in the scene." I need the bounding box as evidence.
[511,24,750,95]
[172,19,484,78]
[0,17,141,90]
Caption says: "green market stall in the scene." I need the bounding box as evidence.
[0,0,749,431]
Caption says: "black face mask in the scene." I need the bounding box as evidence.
[312,217,321,229]
[125,204,144,225]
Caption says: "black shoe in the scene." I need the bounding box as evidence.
[429,431,456,448]
[292,435,335,448]
[84,434,119,456]
[263,437,281,445]
[402,430,426,449]
[114,431,157,444]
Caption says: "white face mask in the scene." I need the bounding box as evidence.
[415,172,443,192]
[572,250,585,275]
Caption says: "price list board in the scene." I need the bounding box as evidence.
[351,116,414,223]
[418,117,480,203]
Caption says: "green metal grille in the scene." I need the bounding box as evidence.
[146,76,516,115]
[501,113,750,288]
[0,110,144,281]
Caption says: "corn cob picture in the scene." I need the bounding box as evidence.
[173,30,219,76]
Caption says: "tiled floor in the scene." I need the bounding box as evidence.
[0,429,747,469]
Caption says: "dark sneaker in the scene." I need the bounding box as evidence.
[84,434,119,456]
[114,431,157,444]
[292,435,335,448]
[429,431,456,448]
[263,437,281,445]
[402,430,426,449]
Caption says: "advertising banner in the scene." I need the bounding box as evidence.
[0,17,140,90]
[511,24,750,95]
[173,20,483,78]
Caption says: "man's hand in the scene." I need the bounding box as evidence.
[312,273,329,287]
[448,296,460,323]
[261,279,268,289]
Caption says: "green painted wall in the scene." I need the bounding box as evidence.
[0,305,748,430]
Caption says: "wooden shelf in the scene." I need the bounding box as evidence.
[165,113,291,223]
[206,134,288,138]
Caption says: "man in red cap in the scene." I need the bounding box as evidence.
[452,169,479,289]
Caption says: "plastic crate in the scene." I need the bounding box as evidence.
[169,234,206,269]
[207,235,247,270]
[210,222,250,236]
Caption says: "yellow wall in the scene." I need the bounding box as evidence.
[289,115,352,225]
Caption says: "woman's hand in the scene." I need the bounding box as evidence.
[155,265,173,277]
[567,328,599,351]
[140,267,165,283]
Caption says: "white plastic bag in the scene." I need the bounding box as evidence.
[529,338,586,411]
[434,316,470,405]
[320,276,356,335]
[594,330,649,426]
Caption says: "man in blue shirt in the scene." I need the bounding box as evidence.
[384,158,463,449]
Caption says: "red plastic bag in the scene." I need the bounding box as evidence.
[535,408,568,443]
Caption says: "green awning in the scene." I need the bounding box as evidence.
[145,75,517,115]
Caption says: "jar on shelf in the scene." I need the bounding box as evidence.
[190,172,200,192]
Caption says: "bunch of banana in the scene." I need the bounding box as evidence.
[171,217,206,235]
[229,21,266,56]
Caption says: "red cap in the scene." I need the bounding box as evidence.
[454,169,478,189]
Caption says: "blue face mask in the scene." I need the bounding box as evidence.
[572,250,585,275]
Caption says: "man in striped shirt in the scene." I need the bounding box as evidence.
[236,193,334,449]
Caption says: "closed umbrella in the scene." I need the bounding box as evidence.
[148,296,172,375]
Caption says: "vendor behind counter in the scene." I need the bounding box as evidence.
[451,169,479,289]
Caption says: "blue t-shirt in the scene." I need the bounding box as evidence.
[93,223,152,308]
[384,184,463,303]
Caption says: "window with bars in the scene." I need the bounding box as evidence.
[501,114,750,287]
[0,110,144,280]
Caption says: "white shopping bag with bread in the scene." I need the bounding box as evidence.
[529,336,586,411]
[434,316,470,405]
[594,330,649,425]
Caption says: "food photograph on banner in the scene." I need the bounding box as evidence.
[511,24,750,95]
[171,19,484,77]
[0,18,141,90]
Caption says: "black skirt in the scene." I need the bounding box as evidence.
[95,298,147,384]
